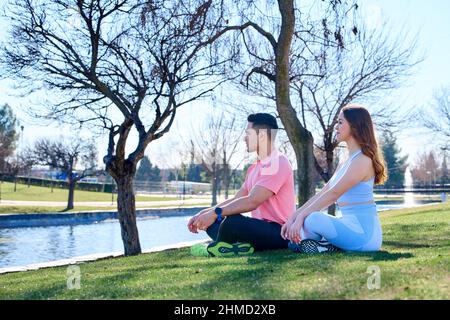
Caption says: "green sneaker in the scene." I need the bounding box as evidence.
[206,241,255,257]
[190,243,210,257]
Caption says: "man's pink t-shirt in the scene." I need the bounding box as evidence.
[243,150,296,225]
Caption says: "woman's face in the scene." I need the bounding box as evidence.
[335,112,352,143]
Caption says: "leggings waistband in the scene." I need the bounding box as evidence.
[337,203,378,215]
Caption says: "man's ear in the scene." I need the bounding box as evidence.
[258,128,268,141]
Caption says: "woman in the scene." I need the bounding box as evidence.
[281,104,387,253]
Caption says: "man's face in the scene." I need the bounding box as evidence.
[244,122,258,153]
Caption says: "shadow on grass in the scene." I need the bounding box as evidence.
[382,241,435,249]
[253,249,414,262]
[0,247,416,300]
[342,250,414,261]
[243,247,414,260]
[173,249,418,299]
[0,274,69,300]
[14,284,69,300]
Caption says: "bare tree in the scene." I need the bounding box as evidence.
[223,1,418,211]
[25,138,99,210]
[221,0,358,205]
[0,152,32,192]
[419,86,450,140]
[188,112,244,206]
[1,0,250,255]
[290,17,419,214]
[217,116,244,200]
[410,151,440,187]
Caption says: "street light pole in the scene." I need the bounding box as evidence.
[20,125,24,145]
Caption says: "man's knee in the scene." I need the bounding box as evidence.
[217,215,244,239]
[220,214,243,230]
[206,220,220,240]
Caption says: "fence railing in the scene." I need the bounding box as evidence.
[0,174,213,196]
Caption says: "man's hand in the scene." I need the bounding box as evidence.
[187,184,249,233]
[192,210,217,232]
[187,208,213,233]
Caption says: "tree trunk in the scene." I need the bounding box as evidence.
[217,172,222,199]
[116,173,141,256]
[291,138,315,206]
[211,163,218,206]
[223,164,230,200]
[67,178,75,210]
[325,141,337,216]
[223,151,230,200]
[275,0,315,206]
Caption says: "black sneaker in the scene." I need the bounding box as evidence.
[289,239,342,254]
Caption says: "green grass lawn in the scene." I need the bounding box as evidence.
[0,202,449,299]
[0,182,199,202]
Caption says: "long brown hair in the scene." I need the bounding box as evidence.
[342,104,388,185]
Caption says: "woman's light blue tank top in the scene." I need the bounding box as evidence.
[328,150,374,204]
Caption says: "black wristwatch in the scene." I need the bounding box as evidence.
[214,207,223,222]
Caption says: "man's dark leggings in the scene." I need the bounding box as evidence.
[206,214,289,251]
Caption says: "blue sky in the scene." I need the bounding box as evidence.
[365,0,450,163]
[1,0,449,169]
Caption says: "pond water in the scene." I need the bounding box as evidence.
[0,215,208,269]
[0,197,444,269]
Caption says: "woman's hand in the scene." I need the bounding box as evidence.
[288,214,305,244]
[281,210,301,240]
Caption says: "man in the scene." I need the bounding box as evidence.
[187,113,296,257]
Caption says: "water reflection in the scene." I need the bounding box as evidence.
[0,215,207,269]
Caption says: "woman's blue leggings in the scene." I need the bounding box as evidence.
[300,203,382,251]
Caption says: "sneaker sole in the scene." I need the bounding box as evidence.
[207,241,254,257]
[300,239,342,254]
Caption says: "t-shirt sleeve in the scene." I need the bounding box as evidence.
[254,157,292,195]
